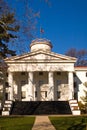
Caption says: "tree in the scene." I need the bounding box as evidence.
[0,0,20,58]
[0,0,20,105]
[0,0,51,55]
[0,58,7,100]
[0,0,39,55]
[0,13,20,58]
[2,0,51,54]
[13,0,40,54]
[65,48,87,66]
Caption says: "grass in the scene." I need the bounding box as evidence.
[0,116,35,130]
[49,116,87,130]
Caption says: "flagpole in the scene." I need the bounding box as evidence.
[40,26,44,39]
[40,26,41,38]
[38,5,45,39]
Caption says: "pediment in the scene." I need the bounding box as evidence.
[5,50,76,62]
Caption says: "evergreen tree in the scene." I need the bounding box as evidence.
[0,13,19,58]
[0,1,19,104]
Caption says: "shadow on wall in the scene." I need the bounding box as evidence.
[74,73,82,100]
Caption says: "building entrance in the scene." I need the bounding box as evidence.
[41,91,47,101]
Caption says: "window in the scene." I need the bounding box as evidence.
[57,91,60,98]
[35,91,37,97]
[5,82,9,87]
[21,91,26,99]
[57,72,61,75]
[56,80,61,86]
[21,72,26,75]
[21,80,26,86]
[45,91,47,97]
[39,80,44,86]
[39,72,43,75]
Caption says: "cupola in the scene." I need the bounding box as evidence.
[30,38,52,52]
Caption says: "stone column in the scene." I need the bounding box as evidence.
[48,72,54,100]
[8,72,13,100]
[68,71,74,100]
[28,72,33,101]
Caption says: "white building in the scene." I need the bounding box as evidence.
[1,38,87,115]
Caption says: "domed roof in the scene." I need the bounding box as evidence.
[30,38,52,52]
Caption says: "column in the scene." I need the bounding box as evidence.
[68,71,74,100]
[28,72,33,101]
[48,72,54,100]
[8,72,13,100]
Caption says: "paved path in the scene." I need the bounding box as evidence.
[32,116,56,130]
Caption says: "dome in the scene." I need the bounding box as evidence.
[30,38,52,52]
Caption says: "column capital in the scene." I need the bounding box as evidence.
[8,71,13,75]
[68,71,74,73]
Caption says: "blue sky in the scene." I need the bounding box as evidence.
[6,0,87,54]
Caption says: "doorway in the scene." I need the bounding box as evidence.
[41,91,47,101]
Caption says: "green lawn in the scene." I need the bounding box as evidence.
[49,116,87,130]
[0,116,35,130]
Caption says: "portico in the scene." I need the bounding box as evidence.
[4,39,76,102]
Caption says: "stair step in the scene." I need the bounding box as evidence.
[2,100,13,116]
[72,110,81,115]
[71,106,79,110]
[4,104,12,107]
[11,101,72,115]
[2,111,10,116]
[70,103,78,107]
[5,100,12,104]
[69,100,81,115]
[69,100,77,103]
[3,107,11,111]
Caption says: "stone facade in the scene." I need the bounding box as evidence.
[1,39,87,103]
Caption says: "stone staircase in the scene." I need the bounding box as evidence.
[10,101,72,115]
[69,100,81,115]
[2,100,13,116]
[2,100,81,115]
